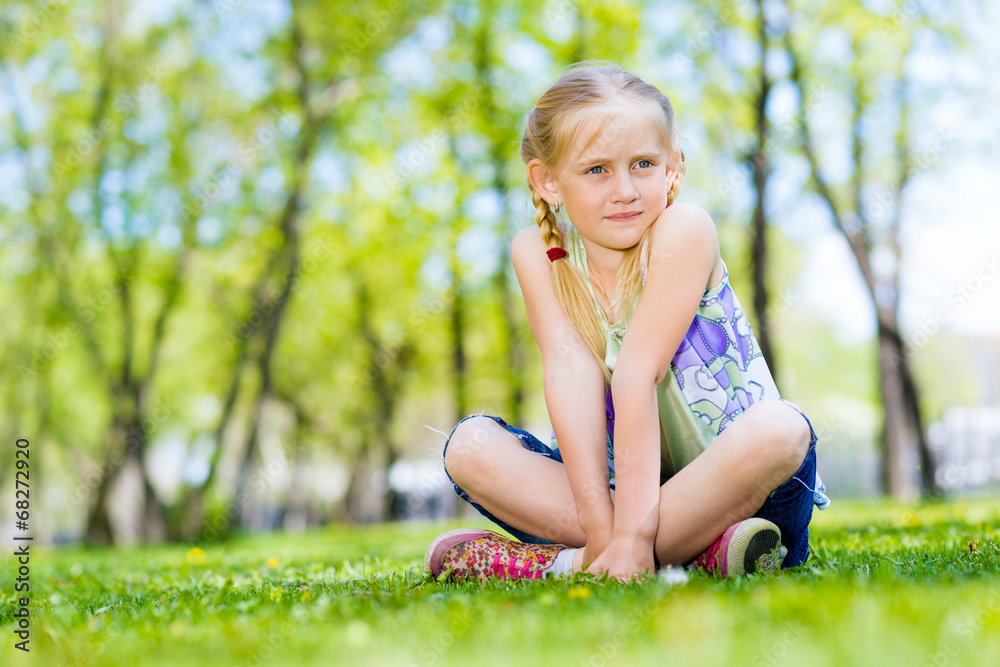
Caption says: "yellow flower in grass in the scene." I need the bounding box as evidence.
[266,557,280,568]
[567,586,591,600]
[186,548,207,565]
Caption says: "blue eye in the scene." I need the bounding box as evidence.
[636,160,653,168]
[587,166,604,174]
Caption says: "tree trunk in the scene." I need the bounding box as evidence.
[450,247,468,425]
[226,172,305,533]
[750,0,777,374]
[879,317,941,496]
[901,353,939,494]
[84,415,130,547]
[491,152,526,426]
[196,12,326,539]
[475,13,527,427]
[353,274,412,522]
[781,19,938,497]
[345,451,376,523]
[499,273,527,427]
[84,463,118,547]
[877,328,913,496]
[137,453,169,542]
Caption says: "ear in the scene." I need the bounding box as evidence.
[665,165,678,190]
[527,159,560,206]
[665,150,681,190]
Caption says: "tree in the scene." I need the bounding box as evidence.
[748,0,778,373]
[779,0,952,496]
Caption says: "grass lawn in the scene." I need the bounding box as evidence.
[3,498,1000,666]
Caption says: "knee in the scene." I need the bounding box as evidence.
[443,416,496,484]
[740,401,812,479]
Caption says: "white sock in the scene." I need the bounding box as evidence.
[542,548,578,578]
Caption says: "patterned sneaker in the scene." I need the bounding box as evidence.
[691,518,787,577]
[424,528,567,582]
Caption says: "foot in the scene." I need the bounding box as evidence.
[424,528,567,582]
[691,518,787,577]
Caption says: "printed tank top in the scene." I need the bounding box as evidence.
[553,227,781,487]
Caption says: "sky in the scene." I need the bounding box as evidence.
[764,0,1000,346]
[796,159,1000,345]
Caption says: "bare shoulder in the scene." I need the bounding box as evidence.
[511,224,548,274]
[648,202,722,284]
[512,224,545,253]
[652,202,718,246]
[509,223,592,365]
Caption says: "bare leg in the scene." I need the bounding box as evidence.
[445,401,810,570]
[444,416,588,547]
[652,400,812,566]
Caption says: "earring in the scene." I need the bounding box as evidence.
[553,201,561,213]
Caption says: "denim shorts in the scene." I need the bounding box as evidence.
[441,406,821,569]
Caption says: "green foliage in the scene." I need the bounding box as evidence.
[0,0,991,540]
[2,499,999,665]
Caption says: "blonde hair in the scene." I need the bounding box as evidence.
[519,62,686,383]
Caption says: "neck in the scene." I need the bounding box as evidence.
[579,238,624,305]
[580,238,623,279]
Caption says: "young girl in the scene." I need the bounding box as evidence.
[424,62,828,582]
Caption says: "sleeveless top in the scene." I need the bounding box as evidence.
[552,227,782,488]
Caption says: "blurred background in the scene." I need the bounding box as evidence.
[0,0,997,548]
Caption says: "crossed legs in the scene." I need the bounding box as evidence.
[443,400,812,568]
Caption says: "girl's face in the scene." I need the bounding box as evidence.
[553,106,677,256]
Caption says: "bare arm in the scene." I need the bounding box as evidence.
[596,203,721,576]
[511,226,614,549]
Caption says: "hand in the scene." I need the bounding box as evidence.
[583,537,655,581]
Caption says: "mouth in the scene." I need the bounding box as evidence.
[606,211,642,222]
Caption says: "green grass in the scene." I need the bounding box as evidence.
[3,499,1000,666]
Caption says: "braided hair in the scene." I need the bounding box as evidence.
[519,62,685,383]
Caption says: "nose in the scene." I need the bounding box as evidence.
[610,171,639,204]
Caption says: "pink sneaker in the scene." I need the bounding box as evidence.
[424,528,567,582]
[692,518,787,577]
